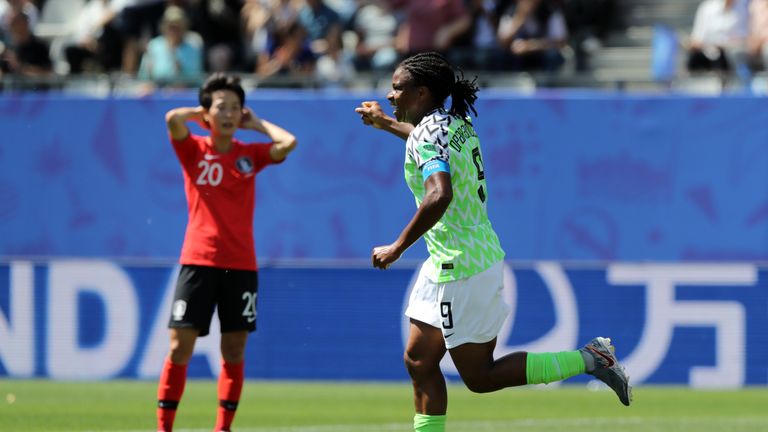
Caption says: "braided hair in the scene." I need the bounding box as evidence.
[398,52,479,118]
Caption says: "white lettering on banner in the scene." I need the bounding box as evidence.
[495,262,579,354]
[47,261,139,379]
[138,265,180,378]
[0,262,34,376]
[608,263,754,388]
[138,265,222,378]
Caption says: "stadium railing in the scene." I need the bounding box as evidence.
[1,70,767,96]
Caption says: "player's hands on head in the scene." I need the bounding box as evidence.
[192,106,211,130]
[240,107,261,129]
[355,101,388,129]
[372,243,402,270]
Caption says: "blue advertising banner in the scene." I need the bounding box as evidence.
[1,93,768,262]
[1,260,766,387]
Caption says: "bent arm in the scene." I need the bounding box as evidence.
[377,115,414,141]
[392,172,453,254]
[435,14,472,49]
[245,116,297,161]
[165,106,206,141]
[355,101,414,140]
[498,0,540,47]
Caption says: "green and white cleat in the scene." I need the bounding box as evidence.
[580,337,633,406]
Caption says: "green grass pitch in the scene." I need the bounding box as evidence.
[1,380,767,431]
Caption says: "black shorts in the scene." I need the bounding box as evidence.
[169,265,258,337]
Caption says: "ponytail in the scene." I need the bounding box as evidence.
[449,71,479,119]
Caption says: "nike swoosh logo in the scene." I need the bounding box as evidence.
[587,346,615,367]
[444,333,455,338]
[204,154,220,160]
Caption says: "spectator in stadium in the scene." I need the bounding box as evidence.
[686,0,749,75]
[157,73,297,432]
[242,0,314,78]
[242,0,302,56]
[347,0,398,72]
[563,0,616,71]
[256,22,315,79]
[390,0,471,59]
[187,0,245,72]
[450,0,510,70]
[111,0,167,74]
[254,19,315,80]
[243,0,285,69]
[0,10,52,80]
[0,0,38,39]
[497,0,569,72]
[748,0,768,71]
[64,0,123,73]
[354,51,631,432]
[298,0,351,85]
[137,5,203,85]
[298,0,342,52]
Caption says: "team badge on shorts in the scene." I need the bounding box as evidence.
[172,300,187,321]
[236,156,254,174]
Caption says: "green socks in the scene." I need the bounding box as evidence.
[410,352,585,430]
[414,414,446,432]
[525,351,586,384]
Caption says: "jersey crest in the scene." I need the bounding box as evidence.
[236,156,255,174]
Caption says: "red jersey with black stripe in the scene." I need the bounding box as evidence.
[171,133,278,270]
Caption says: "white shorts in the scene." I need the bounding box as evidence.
[405,260,509,349]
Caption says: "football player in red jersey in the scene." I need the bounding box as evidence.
[156,73,297,432]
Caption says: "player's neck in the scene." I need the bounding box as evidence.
[209,134,233,153]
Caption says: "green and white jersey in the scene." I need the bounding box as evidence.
[404,108,505,283]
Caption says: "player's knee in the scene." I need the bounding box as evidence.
[221,341,246,363]
[403,351,419,376]
[168,340,194,364]
[220,329,248,359]
[403,351,438,378]
[221,351,245,363]
[462,376,495,393]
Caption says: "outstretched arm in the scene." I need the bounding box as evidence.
[165,106,207,141]
[372,172,453,269]
[241,108,298,161]
[355,101,414,140]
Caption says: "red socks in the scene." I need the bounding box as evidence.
[156,359,244,432]
[214,361,244,432]
[157,359,188,432]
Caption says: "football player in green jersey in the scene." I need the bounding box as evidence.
[355,52,631,432]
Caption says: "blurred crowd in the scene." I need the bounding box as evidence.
[0,0,617,88]
[1,0,767,90]
[686,0,768,79]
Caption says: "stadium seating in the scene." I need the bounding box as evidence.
[7,0,761,93]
